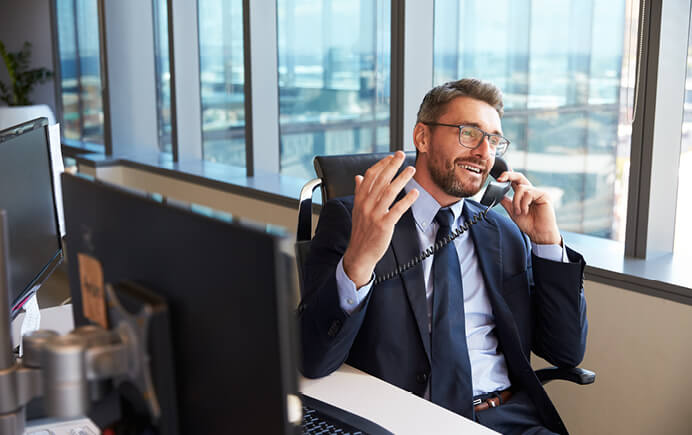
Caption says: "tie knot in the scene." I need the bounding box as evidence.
[434,208,455,230]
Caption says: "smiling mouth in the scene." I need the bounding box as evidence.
[457,163,483,174]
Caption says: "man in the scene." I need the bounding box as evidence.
[300,78,587,434]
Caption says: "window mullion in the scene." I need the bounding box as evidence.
[244,0,280,176]
[625,0,691,257]
[168,0,203,161]
[392,0,433,152]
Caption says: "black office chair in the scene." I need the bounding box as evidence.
[295,151,595,387]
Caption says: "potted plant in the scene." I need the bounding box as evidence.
[0,40,55,130]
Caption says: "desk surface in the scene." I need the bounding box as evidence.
[301,364,497,435]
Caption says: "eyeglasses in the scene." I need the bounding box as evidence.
[423,122,510,157]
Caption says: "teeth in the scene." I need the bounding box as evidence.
[460,164,481,174]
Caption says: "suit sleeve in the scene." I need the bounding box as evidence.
[299,198,374,378]
[530,245,588,367]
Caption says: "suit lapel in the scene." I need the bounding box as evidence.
[465,202,532,367]
[465,203,521,348]
[465,203,564,431]
[388,209,431,362]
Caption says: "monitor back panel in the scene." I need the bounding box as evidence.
[0,118,62,313]
[61,173,298,434]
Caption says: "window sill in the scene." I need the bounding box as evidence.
[67,146,692,307]
[69,147,321,211]
[562,233,692,305]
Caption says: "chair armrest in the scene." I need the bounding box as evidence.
[535,367,596,385]
[295,240,312,297]
[297,178,322,241]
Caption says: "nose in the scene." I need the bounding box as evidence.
[473,135,494,160]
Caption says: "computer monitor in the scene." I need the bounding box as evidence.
[61,173,300,434]
[0,118,63,317]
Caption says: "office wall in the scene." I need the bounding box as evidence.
[0,0,57,111]
[534,281,692,434]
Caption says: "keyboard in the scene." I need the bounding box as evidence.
[301,394,393,435]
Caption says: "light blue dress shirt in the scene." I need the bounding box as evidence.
[335,178,567,396]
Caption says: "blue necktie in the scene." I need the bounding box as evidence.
[431,208,474,418]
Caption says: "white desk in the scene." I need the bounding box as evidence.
[301,364,497,434]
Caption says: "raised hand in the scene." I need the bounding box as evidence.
[497,170,561,246]
[342,151,419,287]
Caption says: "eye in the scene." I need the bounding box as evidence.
[460,127,480,138]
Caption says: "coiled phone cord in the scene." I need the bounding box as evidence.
[372,204,493,286]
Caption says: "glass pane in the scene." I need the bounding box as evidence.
[674,20,692,255]
[153,0,172,153]
[198,0,246,167]
[433,0,635,241]
[55,0,104,144]
[278,0,391,179]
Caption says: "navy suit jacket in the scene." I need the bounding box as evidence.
[299,196,587,434]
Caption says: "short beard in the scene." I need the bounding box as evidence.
[427,153,489,198]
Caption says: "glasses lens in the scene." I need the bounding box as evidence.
[459,126,482,147]
[458,126,509,155]
[495,139,509,156]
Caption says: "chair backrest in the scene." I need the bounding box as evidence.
[314,152,417,202]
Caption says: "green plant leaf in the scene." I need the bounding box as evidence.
[0,40,53,106]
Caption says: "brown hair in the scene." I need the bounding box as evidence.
[416,78,504,124]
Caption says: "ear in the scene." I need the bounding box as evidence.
[413,122,429,154]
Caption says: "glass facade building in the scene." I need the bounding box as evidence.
[198,0,246,167]
[277,0,391,178]
[433,0,633,240]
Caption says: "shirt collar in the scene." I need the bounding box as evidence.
[404,178,464,231]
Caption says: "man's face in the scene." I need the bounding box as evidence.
[424,96,502,198]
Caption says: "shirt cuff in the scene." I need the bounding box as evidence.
[336,257,374,315]
[531,237,569,263]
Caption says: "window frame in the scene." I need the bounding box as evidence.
[52,0,692,305]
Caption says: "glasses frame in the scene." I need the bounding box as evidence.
[423,122,510,157]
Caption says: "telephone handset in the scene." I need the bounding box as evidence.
[479,156,511,208]
[372,157,511,285]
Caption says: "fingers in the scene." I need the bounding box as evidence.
[496,170,536,216]
[508,184,533,216]
[497,170,529,186]
[353,174,364,196]
[375,165,416,212]
[508,184,551,216]
[357,151,409,209]
[358,154,397,197]
[368,151,407,198]
[499,196,515,218]
[386,188,419,224]
[517,186,533,216]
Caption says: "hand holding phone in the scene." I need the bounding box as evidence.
[496,167,561,246]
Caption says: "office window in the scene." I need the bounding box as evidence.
[153,0,172,153]
[198,0,246,167]
[277,0,391,179]
[674,22,692,256]
[433,0,636,240]
[55,0,104,144]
